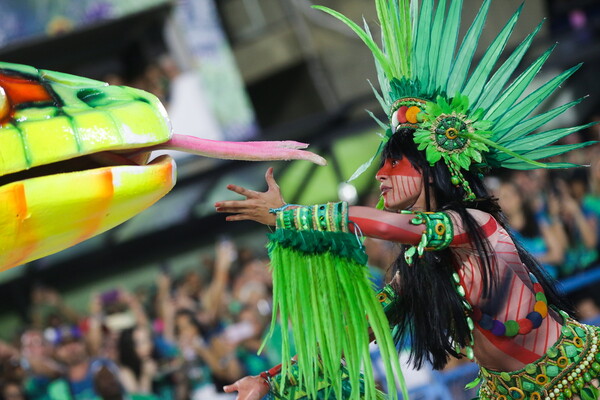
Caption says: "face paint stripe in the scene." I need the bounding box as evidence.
[391,176,400,205]
[410,176,418,193]
[397,177,405,199]
[402,176,410,196]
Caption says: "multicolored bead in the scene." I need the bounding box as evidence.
[472,273,548,338]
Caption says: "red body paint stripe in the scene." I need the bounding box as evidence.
[350,216,422,243]
[504,275,517,321]
[452,216,497,245]
[478,326,542,364]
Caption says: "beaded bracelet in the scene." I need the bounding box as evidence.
[275,202,349,233]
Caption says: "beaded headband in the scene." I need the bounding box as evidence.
[315,0,595,201]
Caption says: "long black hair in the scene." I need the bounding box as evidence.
[117,326,160,381]
[383,129,573,370]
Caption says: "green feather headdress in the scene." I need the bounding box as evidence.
[315,0,594,200]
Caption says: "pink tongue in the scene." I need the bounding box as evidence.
[151,134,327,165]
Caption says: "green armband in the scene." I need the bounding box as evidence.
[275,202,349,233]
[401,211,454,264]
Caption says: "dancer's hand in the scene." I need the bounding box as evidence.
[223,375,269,400]
[215,167,285,226]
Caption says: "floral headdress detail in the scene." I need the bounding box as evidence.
[315,0,594,201]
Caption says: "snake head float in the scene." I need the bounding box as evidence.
[0,62,326,271]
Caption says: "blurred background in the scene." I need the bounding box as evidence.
[0,0,599,399]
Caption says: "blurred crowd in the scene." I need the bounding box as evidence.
[0,240,283,400]
[489,137,600,318]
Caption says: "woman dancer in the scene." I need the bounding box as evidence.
[216,1,599,399]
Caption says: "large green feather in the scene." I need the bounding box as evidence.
[445,0,491,96]
[398,0,412,76]
[427,0,447,93]
[495,142,593,164]
[493,64,582,136]
[484,44,556,122]
[497,123,595,153]
[376,0,400,78]
[313,6,393,80]
[435,0,463,89]
[493,98,584,141]
[474,20,545,112]
[413,0,434,88]
[499,160,586,170]
[365,20,394,107]
[462,4,523,104]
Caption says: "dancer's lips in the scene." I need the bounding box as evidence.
[380,185,391,196]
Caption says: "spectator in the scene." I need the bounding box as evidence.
[583,156,600,256]
[117,327,158,395]
[19,329,61,400]
[46,329,104,400]
[498,180,565,278]
[30,287,81,331]
[555,175,598,276]
[0,380,27,400]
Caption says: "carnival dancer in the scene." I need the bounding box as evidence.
[215,0,599,399]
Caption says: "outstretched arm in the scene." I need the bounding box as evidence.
[215,168,495,248]
[349,206,496,247]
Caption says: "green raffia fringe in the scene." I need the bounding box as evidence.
[264,229,407,400]
[267,362,388,400]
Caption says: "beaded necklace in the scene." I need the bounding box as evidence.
[471,273,548,337]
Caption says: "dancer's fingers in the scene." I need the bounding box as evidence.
[226,184,258,198]
[223,383,237,393]
[225,214,253,222]
[265,167,280,192]
[215,200,252,211]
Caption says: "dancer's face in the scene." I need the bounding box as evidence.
[376,158,423,211]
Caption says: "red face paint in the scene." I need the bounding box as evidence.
[376,158,423,210]
[376,158,421,177]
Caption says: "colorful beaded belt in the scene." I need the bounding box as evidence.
[478,312,600,400]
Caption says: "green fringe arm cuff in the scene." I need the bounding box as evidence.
[400,211,454,265]
[275,202,350,233]
[264,202,408,400]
